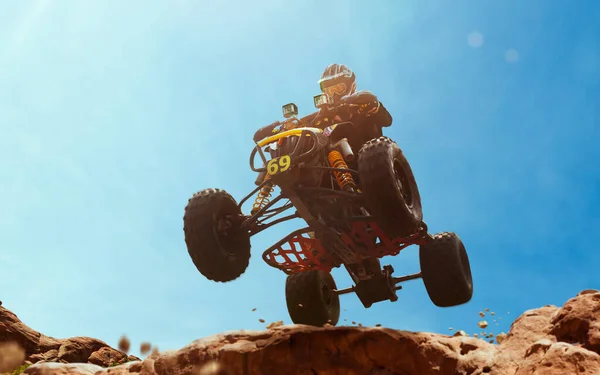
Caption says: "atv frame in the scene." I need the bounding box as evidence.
[239,126,432,308]
[183,112,473,326]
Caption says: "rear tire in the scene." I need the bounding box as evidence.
[419,232,473,307]
[358,136,423,239]
[183,188,250,282]
[285,270,340,326]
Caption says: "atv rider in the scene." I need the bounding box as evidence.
[253,63,393,154]
[311,63,393,153]
[250,64,393,228]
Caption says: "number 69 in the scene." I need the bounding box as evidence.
[267,155,291,175]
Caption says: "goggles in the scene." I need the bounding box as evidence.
[322,82,347,98]
[319,71,354,98]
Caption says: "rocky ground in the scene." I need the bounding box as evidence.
[1,289,599,375]
[0,305,140,372]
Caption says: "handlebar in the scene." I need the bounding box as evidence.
[253,120,281,143]
[249,128,322,173]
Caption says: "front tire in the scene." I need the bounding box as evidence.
[285,270,340,327]
[183,188,251,282]
[358,136,423,239]
[419,232,473,307]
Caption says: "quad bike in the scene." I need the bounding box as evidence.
[183,94,473,327]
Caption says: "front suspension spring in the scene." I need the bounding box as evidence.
[251,175,274,214]
[327,150,357,192]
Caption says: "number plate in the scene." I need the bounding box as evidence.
[267,155,292,176]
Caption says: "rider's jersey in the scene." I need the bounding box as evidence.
[311,90,393,152]
[252,90,392,146]
[312,90,392,129]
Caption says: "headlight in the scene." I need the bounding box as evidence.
[313,93,329,109]
[282,103,299,119]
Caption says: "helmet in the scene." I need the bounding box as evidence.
[318,63,357,103]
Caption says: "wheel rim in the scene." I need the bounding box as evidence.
[459,245,473,285]
[393,159,414,207]
[213,214,239,258]
[321,285,332,306]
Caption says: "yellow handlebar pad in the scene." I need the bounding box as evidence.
[256,127,323,148]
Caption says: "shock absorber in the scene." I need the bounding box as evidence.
[251,174,274,215]
[327,150,357,192]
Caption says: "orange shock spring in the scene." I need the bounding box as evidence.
[327,150,357,192]
[251,174,274,214]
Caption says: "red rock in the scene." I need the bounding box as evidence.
[515,340,599,375]
[549,289,600,353]
[28,349,58,363]
[0,306,139,369]
[87,346,127,366]
[25,362,105,375]
[495,333,507,344]
[3,290,600,374]
[57,337,107,363]
[0,308,41,355]
[195,360,231,375]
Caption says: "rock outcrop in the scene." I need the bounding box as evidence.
[0,307,139,372]
[2,290,599,375]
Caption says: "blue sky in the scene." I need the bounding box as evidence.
[1,0,598,357]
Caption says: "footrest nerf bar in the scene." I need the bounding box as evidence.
[261,228,337,275]
[261,219,429,274]
[340,217,428,258]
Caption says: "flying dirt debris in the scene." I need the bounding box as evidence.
[266,321,284,329]
[495,332,507,344]
[140,342,152,356]
[0,342,25,373]
[118,335,130,354]
[183,89,473,326]
[453,330,468,337]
